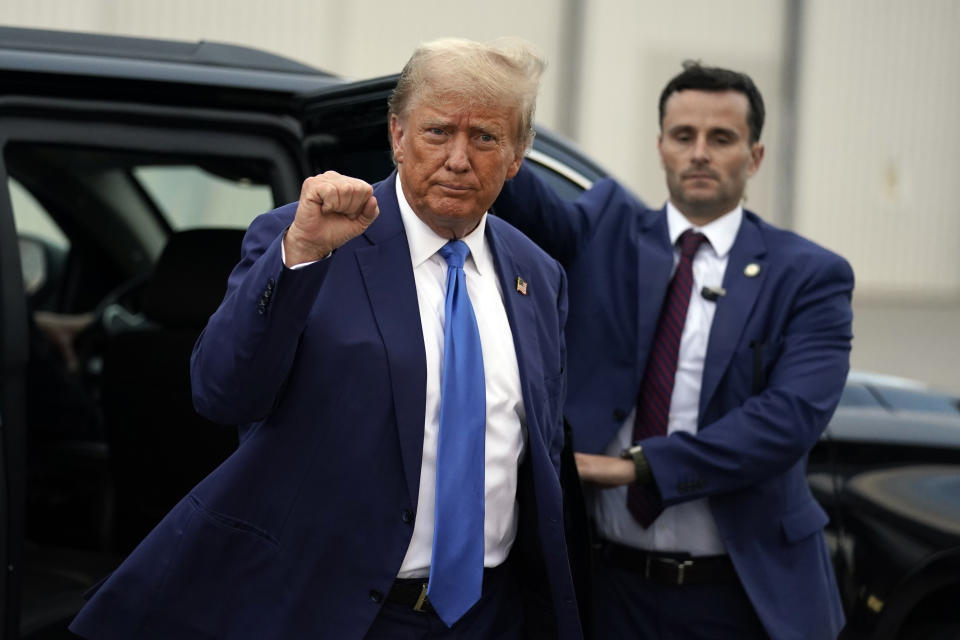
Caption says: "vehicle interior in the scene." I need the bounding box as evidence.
[5,131,299,637]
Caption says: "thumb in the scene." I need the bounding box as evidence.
[359,195,380,226]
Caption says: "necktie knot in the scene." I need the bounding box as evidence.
[678,229,708,259]
[439,240,469,268]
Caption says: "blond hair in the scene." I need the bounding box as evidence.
[388,37,545,153]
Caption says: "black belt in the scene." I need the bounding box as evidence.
[387,561,513,614]
[597,539,738,586]
[387,579,435,614]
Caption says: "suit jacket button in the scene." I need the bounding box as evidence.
[257,303,267,315]
[401,509,414,523]
[267,278,276,290]
[613,408,626,422]
[369,590,383,603]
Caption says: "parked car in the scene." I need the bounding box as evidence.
[812,375,960,639]
[0,25,957,640]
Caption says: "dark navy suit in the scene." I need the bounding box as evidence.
[494,165,852,640]
[70,173,582,639]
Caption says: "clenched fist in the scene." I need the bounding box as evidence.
[283,171,379,266]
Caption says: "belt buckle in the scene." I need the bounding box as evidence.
[667,557,694,586]
[413,583,429,612]
[646,555,694,586]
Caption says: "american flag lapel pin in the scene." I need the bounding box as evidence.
[515,277,528,295]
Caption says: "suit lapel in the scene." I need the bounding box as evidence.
[636,208,676,384]
[355,173,427,508]
[699,213,767,419]
[485,220,542,442]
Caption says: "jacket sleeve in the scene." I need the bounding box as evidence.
[548,260,569,474]
[189,206,333,426]
[494,163,629,267]
[643,252,855,504]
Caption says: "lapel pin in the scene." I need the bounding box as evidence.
[744,263,761,278]
[515,277,528,295]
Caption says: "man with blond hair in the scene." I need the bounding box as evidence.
[70,38,582,640]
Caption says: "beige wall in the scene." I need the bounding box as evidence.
[0,0,568,135]
[2,0,958,393]
[574,1,787,222]
[796,0,960,299]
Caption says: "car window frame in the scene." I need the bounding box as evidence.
[0,163,30,638]
[0,95,310,637]
[1,97,306,305]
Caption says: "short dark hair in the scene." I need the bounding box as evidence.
[658,60,765,144]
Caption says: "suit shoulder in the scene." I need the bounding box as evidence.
[487,214,562,270]
[583,177,656,228]
[748,211,851,272]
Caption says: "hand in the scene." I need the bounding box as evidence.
[283,171,379,265]
[33,310,95,372]
[574,452,636,487]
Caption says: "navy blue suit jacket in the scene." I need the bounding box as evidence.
[70,173,582,639]
[494,165,853,640]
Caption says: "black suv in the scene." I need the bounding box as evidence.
[1,25,958,640]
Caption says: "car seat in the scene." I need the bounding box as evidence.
[99,228,245,552]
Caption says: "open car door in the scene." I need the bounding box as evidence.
[0,163,31,639]
[297,74,398,184]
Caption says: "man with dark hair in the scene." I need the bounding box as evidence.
[70,38,583,640]
[494,61,852,639]
[659,60,766,144]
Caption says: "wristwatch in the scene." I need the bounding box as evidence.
[620,444,653,486]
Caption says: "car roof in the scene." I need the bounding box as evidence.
[0,25,343,94]
[843,370,959,414]
[846,370,930,390]
[827,406,960,449]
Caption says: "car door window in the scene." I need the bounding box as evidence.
[9,177,69,306]
[838,384,882,409]
[9,177,68,249]
[133,164,274,230]
[874,387,960,414]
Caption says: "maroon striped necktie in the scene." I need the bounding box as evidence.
[627,229,708,528]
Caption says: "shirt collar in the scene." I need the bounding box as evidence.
[395,174,488,275]
[665,201,742,259]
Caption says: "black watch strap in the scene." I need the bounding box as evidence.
[620,444,653,486]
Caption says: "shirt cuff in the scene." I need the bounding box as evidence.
[281,229,332,269]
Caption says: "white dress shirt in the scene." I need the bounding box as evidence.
[393,176,527,578]
[595,201,742,556]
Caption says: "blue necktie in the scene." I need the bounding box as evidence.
[427,240,486,627]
